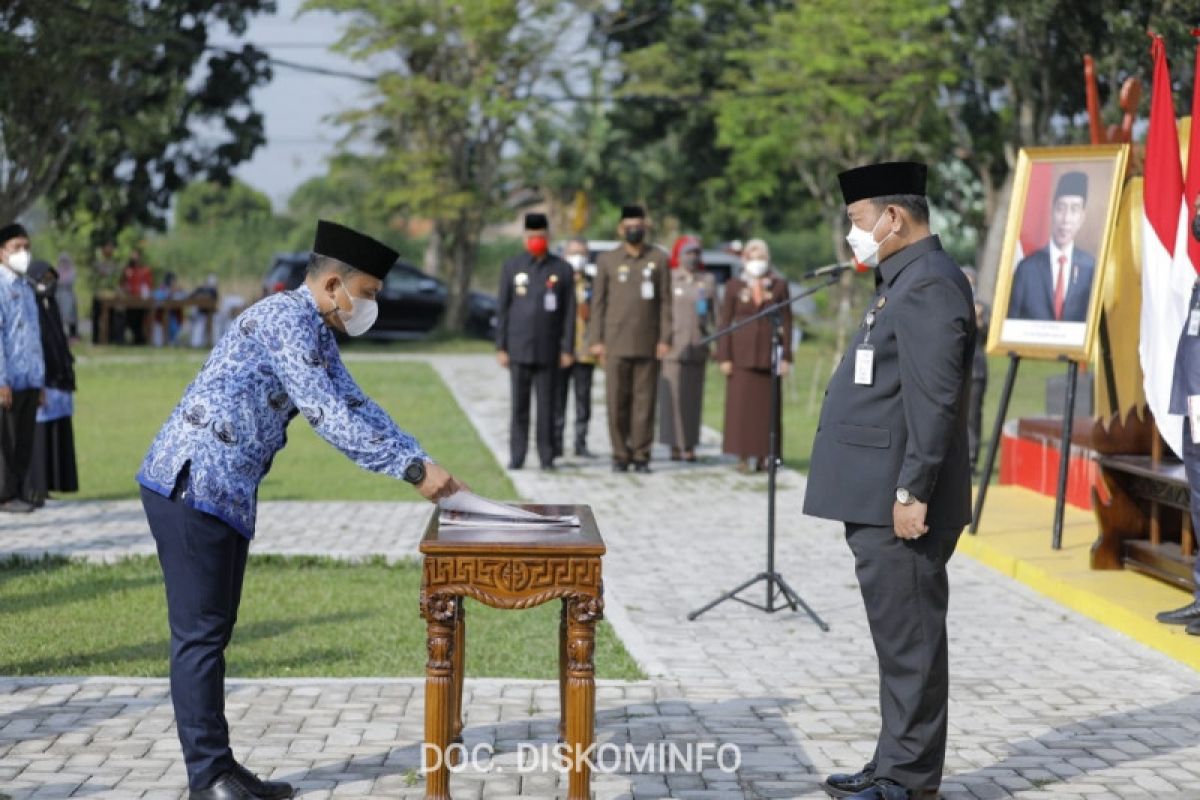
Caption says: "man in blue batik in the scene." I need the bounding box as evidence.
[138,221,464,800]
[0,222,45,514]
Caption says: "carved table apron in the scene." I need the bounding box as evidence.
[419,504,605,800]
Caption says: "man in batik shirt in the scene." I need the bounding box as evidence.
[137,220,464,800]
[0,222,44,514]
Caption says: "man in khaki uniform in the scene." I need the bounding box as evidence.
[589,205,671,472]
[556,237,599,458]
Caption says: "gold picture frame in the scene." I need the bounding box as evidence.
[986,144,1130,362]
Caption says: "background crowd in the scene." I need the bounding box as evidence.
[496,207,993,476]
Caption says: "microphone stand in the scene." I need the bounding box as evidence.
[688,272,839,628]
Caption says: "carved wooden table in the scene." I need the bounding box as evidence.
[419,504,604,800]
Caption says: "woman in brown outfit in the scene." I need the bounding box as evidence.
[716,238,792,472]
[658,236,717,460]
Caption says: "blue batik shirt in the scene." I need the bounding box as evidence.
[0,268,44,392]
[137,284,430,538]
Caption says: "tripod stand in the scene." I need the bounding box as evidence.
[687,273,838,629]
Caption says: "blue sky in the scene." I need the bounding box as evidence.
[211,0,370,209]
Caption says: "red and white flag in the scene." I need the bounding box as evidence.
[1180,29,1200,277]
[1141,33,1194,456]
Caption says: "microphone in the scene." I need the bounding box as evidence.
[801,261,861,280]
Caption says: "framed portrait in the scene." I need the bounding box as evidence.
[986,144,1130,361]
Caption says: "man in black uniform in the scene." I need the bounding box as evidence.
[804,163,975,800]
[1157,193,1200,633]
[496,213,575,470]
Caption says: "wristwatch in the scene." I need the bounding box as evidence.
[895,487,916,506]
[403,459,427,485]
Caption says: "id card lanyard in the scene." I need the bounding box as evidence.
[854,311,876,386]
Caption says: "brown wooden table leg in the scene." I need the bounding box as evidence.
[451,599,466,753]
[558,597,568,742]
[564,594,603,800]
[423,593,456,800]
[98,302,110,345]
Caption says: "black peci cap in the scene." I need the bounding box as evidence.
[524,213,549,231]
[312,220,399,281]
[1054,171,1088,201]
[0,223,29,246]
[838,162,927,205]
[620,204,645,220]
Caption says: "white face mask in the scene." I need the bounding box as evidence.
[845,210,894,268]
[744,258,769,278]
[6,249,30,275]
[336,281,379,337]
[565,254,586,272]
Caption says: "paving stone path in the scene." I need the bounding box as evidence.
[3,353,1200,799]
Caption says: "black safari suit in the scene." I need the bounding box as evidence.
[496,252,575,467]
[803,235,975,794]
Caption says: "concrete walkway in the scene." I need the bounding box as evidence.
[3,353,1200,798]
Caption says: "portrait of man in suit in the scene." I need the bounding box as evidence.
[1006,171,1094,323]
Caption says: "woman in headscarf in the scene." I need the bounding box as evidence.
[716,238,792,473]
[658,235,716,461]
[23,260,78,506]
[55,251,78,340]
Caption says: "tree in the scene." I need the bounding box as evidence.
[0,0,273,241]
[304,0,583,332]
[713,0,954,349]
[175,179,273,228]
[286,155,399,243]
[510,68,618,234]
[593,0,793,237]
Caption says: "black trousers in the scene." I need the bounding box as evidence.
[510,361,557,467]
[845,522,962,793]
[0,388,39,502]
[126,309,147,345]
[555,362,595,454]
[1183,419,1200,596]
[142,478,249,791]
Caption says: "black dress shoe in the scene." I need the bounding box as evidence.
[1156,599,1200,625]
[633,462,651,474]
[540,462,557,472]
[612,461,629,473]
[575,444,594,458]
[843,779,913,800]
[232,764,293,799]
[507,460,524,470]
[823,761,876,797]
[190,767,294,799]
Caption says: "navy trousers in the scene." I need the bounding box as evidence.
[142,478,249,790]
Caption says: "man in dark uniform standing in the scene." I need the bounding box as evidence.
[589,205,671,473]
[803,163,975,800]
[496,213,575,470]
[1157,193,1200,633]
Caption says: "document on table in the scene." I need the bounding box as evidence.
[437,490,579,529]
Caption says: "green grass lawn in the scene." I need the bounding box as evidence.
[8,347,647,681]
[703,344,1067,473]
[73,353,515,501]
[0,555,643,680]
